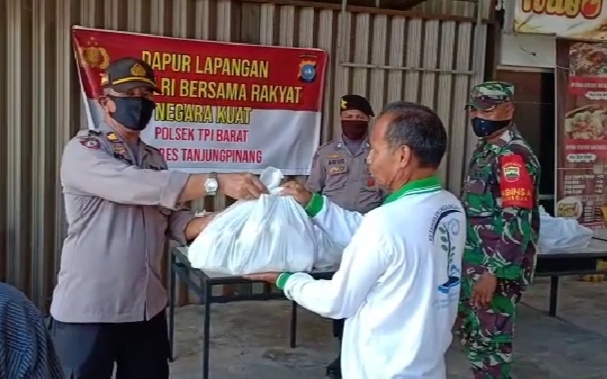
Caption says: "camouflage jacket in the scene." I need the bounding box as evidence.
[461,127,540,289]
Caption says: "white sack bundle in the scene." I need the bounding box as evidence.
[187,167,318,275]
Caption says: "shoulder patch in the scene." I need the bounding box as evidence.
[499,154,533,209]
[79,138,101,150]
[311,150,321,167]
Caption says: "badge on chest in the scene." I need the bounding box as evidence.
[328,165,347,175]
[327,154,347,175]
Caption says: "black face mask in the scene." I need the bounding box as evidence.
[471,118,511,138]
[109,96,156,131]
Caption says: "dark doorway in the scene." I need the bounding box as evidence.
[496,69,556,214]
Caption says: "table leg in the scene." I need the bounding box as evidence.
[289,301,298,348]
[168,253,176,362]
[548,276,559,317]
[202,284,212,379]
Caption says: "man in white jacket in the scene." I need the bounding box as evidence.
[247,101,466,379]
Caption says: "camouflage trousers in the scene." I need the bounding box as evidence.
[456,275,522,379]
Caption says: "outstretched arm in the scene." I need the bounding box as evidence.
[278,213,388,319]
[305,193,364,247]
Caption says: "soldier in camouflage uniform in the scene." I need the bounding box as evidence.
[459,81,540,379]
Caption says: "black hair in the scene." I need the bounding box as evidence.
[379,101,448,169]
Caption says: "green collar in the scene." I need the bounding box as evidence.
[383,176,442,205]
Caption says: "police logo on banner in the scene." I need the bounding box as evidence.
[298,55,317,83]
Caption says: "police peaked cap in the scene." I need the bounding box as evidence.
[101,57,161,94]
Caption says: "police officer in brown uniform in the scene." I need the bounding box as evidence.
[306,94,385,378]
[49,57,266,378]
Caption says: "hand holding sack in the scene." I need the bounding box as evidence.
[187,167,343,275]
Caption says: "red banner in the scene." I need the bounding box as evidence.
[72,27,328,174]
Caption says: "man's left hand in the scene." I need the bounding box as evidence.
[471,272,497,308]
[280,181,312,206]
[244,272,280,283]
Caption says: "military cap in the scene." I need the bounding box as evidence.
[101,57,161,94]
[466,81,514,110]
[340,94,375,117]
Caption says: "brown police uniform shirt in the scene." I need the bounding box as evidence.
[51,122,195,323]
[306,136,385,213]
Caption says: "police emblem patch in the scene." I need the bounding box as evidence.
[298,55,317,83]
[131,63,146,77]
[80,138,100,149]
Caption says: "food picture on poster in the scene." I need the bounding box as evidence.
[556,40,607,229]
[514,0,607,41]
[72,26,328,174]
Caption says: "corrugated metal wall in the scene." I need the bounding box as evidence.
[0,0,490,307]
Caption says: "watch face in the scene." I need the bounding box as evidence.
[207,180,218,193]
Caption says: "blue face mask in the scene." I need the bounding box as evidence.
[471,118,511,138]
[109,96,156,131]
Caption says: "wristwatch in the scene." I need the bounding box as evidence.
[205,172,219,196]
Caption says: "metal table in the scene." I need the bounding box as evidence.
[167,246,335,379]
[536,238,607,317]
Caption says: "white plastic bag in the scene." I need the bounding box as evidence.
[539,206,593,253]
[313,225,345,270]
[187,167,318,275]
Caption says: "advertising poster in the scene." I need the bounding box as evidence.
[556,39,607,229]
[72,26,328,174]
[515,0,607,41]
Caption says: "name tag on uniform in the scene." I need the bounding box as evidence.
[328,158,345,165]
